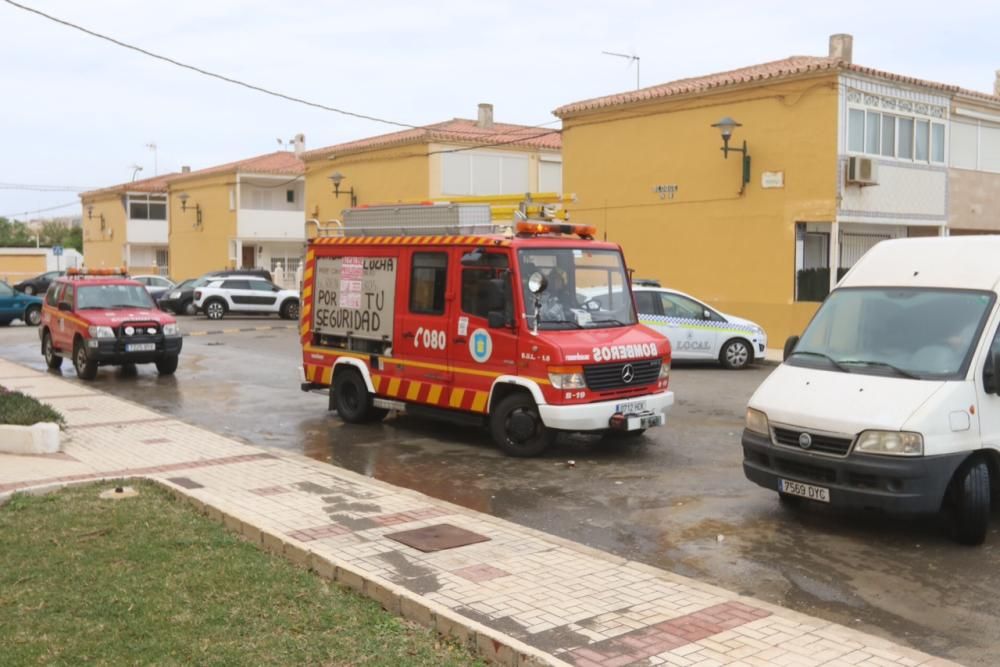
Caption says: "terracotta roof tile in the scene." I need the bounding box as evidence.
[302,118,560,161]
[169,150,304,181]
[80,172,178,199]
[554,56,1000,117]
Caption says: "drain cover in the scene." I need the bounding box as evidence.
[167,477,204,489]
[384,523,490,552]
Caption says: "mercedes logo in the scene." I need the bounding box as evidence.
[621,364,635,384]
[798,432,813,449]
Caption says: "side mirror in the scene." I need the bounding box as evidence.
[528,272,547,294]
[58,302,72,312]
[487,311,508,329]
[783,335,800,362]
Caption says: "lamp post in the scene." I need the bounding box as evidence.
[328,171,357,207]
[711,116,751,195]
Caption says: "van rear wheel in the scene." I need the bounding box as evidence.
[490,393,555,457]
[949,458,990,545]
[332,369,386,423]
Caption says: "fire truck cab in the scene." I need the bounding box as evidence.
[300,203,674,456]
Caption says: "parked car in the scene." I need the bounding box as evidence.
[159,269,273,315]
[39,269,182,380]
[194,276,299,320]
[131,274,176,300]
[0,280,43,326]
[14,270,64,296]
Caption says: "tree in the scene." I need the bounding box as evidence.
[0,217,35,247]
[39,220,82,252]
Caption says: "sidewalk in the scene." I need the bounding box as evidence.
[0,358,958,667]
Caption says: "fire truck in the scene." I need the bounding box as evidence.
[299,202,674,456]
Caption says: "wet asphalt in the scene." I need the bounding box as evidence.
[1,319,998,664]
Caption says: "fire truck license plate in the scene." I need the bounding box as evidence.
[126,343,156,352]
[615,400,646,415]
[779,479,830,503]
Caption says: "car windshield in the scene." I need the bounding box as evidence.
[77,284,155,310]
[518,248,636,330]
[789,287,995,380]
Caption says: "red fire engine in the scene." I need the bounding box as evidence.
[300,203,673,456]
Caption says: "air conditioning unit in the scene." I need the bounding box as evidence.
[847,156,878,186]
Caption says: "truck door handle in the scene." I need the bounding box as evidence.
[453,337,466,344]
[403,331,415,339]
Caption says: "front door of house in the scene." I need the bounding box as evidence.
[242,245,255,268]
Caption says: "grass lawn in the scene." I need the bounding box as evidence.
[0,386,64,427]
[0,482,484,666]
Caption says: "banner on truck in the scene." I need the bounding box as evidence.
[314,256,396,341]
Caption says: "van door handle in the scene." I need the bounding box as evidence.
[403,331,415,339]
[453,336,466,344]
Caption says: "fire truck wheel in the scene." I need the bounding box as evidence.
[43,331,62,369]
[490,393,555,457]
[332,369,386,423]
[73,339,98,380]
[156,355,179,375]
[204,299,227,320]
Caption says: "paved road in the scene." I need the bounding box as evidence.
[1,318,997,664]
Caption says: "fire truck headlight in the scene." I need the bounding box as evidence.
[548,365,586,389]
[88,326,115,339]
[163,323,179,336]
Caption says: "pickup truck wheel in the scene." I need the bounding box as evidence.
[183,300,197,316]
[332,369,386,423]
[73,339,98,380]
[280,299,299,320]
[490,393,555,457]
[24,305,42,326]
[43,331,62,370]
[155,355,179,375]
[720,339,752,370]
[949,458,990,546]
[204,299,227,320]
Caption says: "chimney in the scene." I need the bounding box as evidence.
[477,103,494,129]
[829,33,853,64]
[181,165,191,173]
[994,70,1000,97]
[293,133,305,158]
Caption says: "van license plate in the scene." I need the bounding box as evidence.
[126,343,156,352]
[779,479,830,503]
[616,400,646,415]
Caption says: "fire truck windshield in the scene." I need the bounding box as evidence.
[518,248,636,330]
[77,284,155,310]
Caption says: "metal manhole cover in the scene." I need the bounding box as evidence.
[384,523,490,552]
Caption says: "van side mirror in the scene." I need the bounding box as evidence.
[783,335,800,362]
[986,352,1000,395]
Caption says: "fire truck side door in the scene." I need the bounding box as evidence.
[396,249,453,391]
[451,251,518,397]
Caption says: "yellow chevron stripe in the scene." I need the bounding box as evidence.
[372,375,383,392]
[449,388,465,408]
[426,384,442,405]
[387,377,401,397]
[322,366,333,385]
[406,381,422,401]
[470,392,488,413]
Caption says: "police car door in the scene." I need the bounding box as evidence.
[659,292,716,359]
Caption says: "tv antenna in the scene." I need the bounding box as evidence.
[602,50,640,90]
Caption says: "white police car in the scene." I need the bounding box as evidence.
[632,287,767,369]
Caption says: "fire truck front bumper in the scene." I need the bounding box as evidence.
[538,390,674,433]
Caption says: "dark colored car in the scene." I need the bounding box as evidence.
[15,270,65,296]
[0,280,43,326]
[157,269,273,315]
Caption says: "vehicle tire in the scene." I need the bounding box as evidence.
[24,305,41,326]
[155,355,179,375]
[332,369,386,423]
[73,338,98,380]
[720,339,752,370]
[23,285,35,296]
[204,299,227,320]
[183,300,197,316]
[949,458,990,546]
[490,393,555,457]
[43,331,62,369]
[280,299,299,320]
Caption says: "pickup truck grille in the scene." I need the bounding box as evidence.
[583,358,661,391]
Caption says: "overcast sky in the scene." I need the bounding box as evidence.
[2,0,998,220]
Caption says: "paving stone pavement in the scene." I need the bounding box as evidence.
[0,358,961,667]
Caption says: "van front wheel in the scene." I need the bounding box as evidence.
[949,458,991,546]
[490,393,555,457]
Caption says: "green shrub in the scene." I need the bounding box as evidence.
[0,386,64,427]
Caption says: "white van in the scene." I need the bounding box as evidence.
[743,236,1000,544]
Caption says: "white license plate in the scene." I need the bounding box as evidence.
[779,479,830,503]
[615,400,646,414]
[126,343,156,352]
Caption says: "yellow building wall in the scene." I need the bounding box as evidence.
[0,254,46,284]
[561,74,840,347]
[304,145,431,222]
[167,174,237,280]
[81,194,128,269]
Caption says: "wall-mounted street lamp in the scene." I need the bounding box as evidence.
[177,192,203,229]
[711,116,751,195]
[329,171,357,207]
[86,205,107,230]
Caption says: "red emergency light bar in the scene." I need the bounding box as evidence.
[515,220,596,239]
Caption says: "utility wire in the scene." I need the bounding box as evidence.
[3,0,561,141]
[0,182,96,192]
[1,201,80,218]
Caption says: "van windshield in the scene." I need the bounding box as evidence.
[789,287,995,380]
[518,248,636,330]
